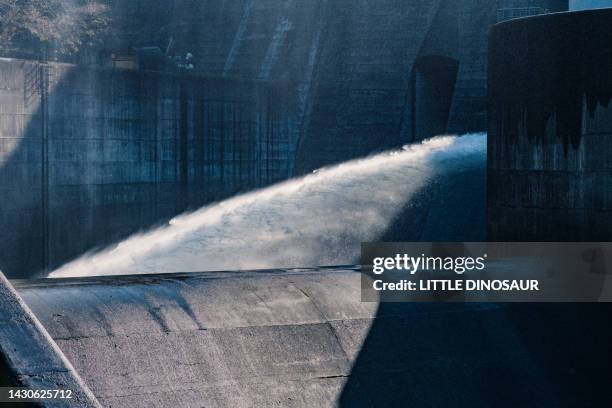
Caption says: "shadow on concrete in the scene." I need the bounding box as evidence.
[0,62,189,278]
[0,60,292,279]
[339,303,612,407]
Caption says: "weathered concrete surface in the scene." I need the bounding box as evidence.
[12,268,612,407]
[481,11,612,408]
[488,9,612,240]
[15,268,372,407]
[0,59,296,278]
[0,56,488,279]
[104,0,500,171]
[0,271,101,406]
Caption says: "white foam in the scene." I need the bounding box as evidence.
[50,133,486,278]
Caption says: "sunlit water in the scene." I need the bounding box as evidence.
[50,133,486,278]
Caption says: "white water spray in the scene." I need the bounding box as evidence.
[50,133,486,278]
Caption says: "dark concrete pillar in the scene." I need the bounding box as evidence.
[487,8,612,241]
[412,56,459,141]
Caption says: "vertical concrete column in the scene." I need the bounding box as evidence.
[487,9,612,240]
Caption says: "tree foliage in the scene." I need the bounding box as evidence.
[0,0,110,57]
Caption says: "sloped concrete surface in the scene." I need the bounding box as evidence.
[10,268,577,408]
[0,271,101,407]
[14,268,370,407]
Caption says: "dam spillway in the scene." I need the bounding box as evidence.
[0,60,296,278]
[2,268,591,407]
[49,134,486,279]
[7,266,612,407]
[0,0,500,279]
[5,2,612,407]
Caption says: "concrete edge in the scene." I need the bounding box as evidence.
[11,265,362,290]
[0,271,101,407]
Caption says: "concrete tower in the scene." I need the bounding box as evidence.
[488,8,612,240]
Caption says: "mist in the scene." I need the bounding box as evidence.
[50,133,486,278]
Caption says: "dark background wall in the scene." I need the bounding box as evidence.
[103,0,501,172]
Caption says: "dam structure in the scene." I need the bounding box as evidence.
[0,0,571,279]
[7,2,612,408]
[0,132,572,407]
[0,0,518,279]
[488,7,612,240]
[484,7,612,408]
[0,132,494,406]
[0,61,296,278]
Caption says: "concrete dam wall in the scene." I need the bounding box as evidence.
[106,0,499,171]
[1,134,489,406]
[488,8,612,240]
[0,270,557,406]
[0,0,504,279]
[8,5,612,408]
[10,268,612,407]
[0,59,296,278]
